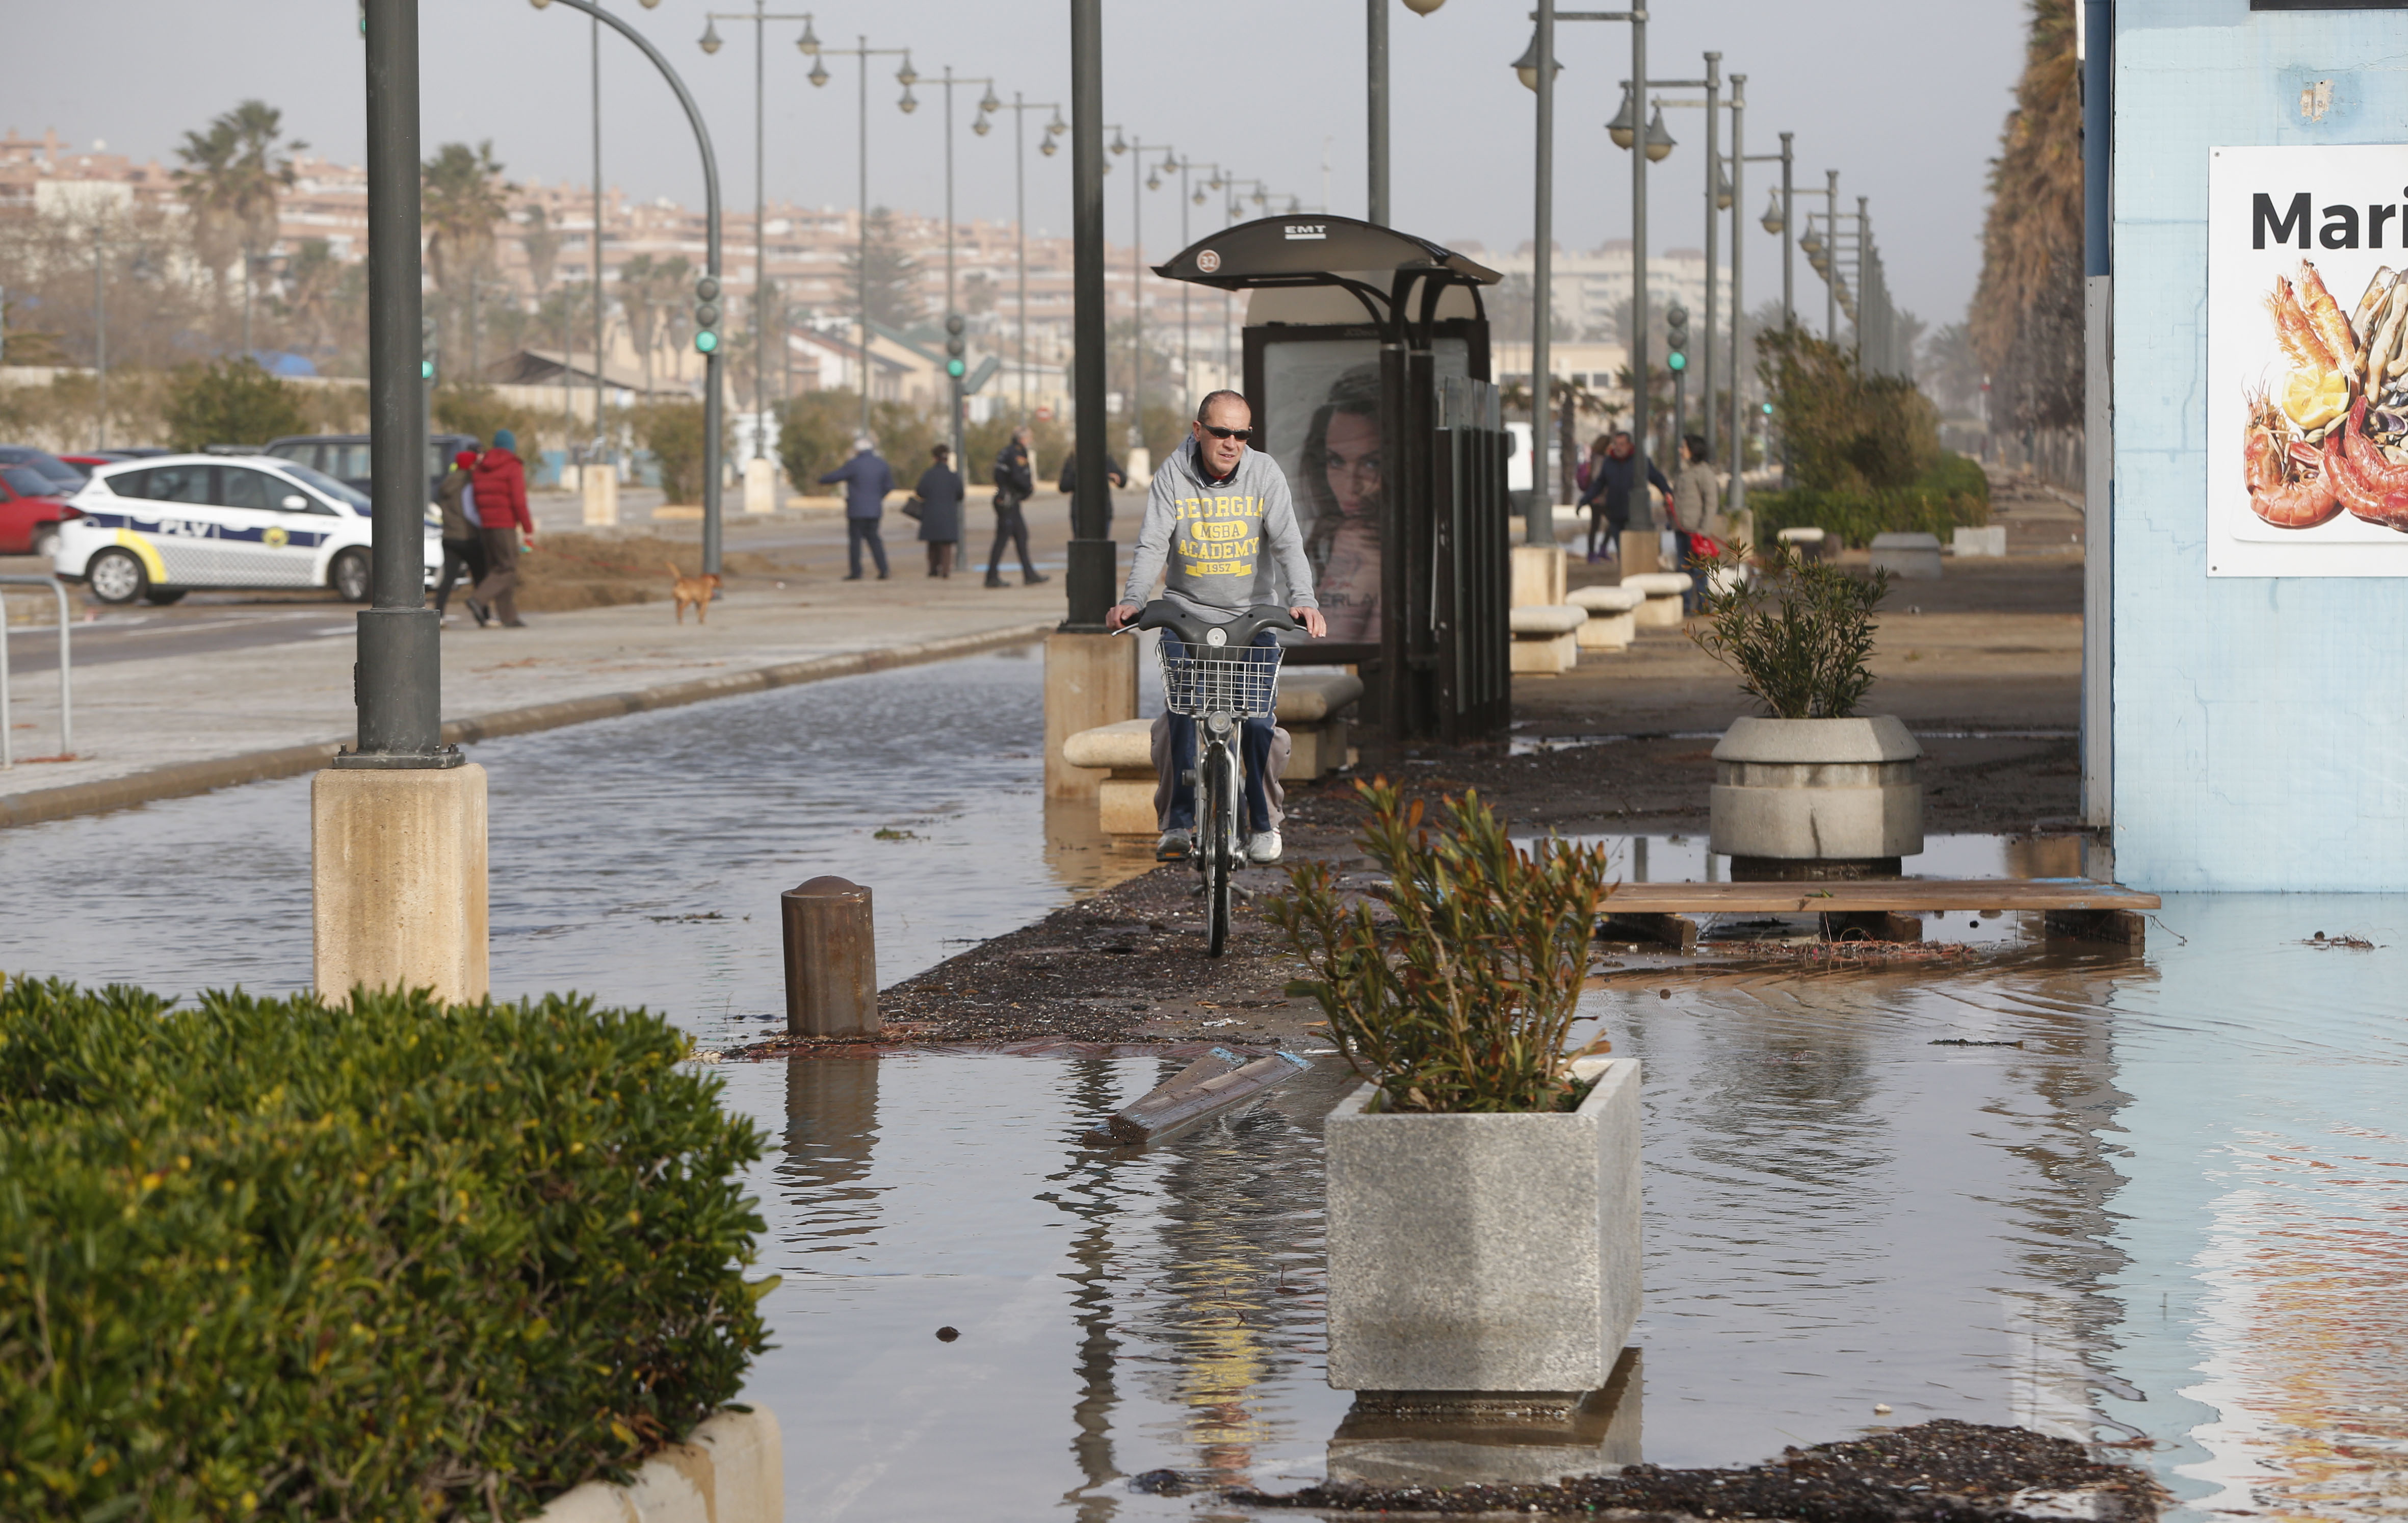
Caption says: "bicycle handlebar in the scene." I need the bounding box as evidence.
[1122,601,1301,648]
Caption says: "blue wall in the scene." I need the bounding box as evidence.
[2115,2,2408,890]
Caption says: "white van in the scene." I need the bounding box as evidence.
[51,454,441,605]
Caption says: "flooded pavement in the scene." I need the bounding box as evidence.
[0,646,1147,1048]
[722,889,2407,1522]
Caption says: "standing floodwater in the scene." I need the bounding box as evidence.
[0,647,1140,1046]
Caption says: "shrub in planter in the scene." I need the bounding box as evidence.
[0,978,773,1522]
[1690,541,1923,871]
[1270,787,1639,1395]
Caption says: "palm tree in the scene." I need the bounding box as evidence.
[422,141,509,374]
[173,99,304,316]
[278,238,342,359]
[617,253,662,396]
[519,203,561,301]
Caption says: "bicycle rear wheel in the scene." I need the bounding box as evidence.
[1201,741,1235,957]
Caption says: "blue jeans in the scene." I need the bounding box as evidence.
[847,516,888,577]
[1161,629,1278,836]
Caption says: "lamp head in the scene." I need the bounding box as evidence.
[1643,105,1676,162]
[1146,171,1160,191]
[808,57,830,87]
[1040,135,1058,157]
[1511,28,1562,93]
[898,84,918,114]
[1110,129,1128,156]
[1760,188,1785,236]
[1606,83,1636,149]
[896,54,918,86]
[698,18,722,55]
[797,18,820,54]
[1192,186,1207,204]
[1402,0,1447,13]
[979,85,1001,114]
[972,115,991,136]
[1046,111,1066,136]
[638,0,658,9]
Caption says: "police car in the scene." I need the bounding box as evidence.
[50,453,442,605]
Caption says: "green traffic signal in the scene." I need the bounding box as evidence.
[695,330,719,354]
[421,359,434,379]
[1666,351,1687,372]
[946,358,965,378]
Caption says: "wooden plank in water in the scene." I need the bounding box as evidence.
[1599,879,2160,915]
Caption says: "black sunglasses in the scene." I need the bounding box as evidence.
[1198,424,1253,441]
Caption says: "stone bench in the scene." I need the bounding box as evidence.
[1621,571,1693,629]
[1509,604,1587,675]
[1870,531,1944,579]
[1952,525,2006,557]
[1567,584,1644,651]
[1062,670,1364,837]
[1775,526,1831,562]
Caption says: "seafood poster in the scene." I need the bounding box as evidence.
[2209,144,2408,576]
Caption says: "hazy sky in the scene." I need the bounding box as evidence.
[13,1,2028,327]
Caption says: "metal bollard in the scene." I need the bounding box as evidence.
[782,875,877,1037]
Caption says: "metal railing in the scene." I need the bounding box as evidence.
[0,575,72,767]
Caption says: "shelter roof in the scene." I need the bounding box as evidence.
[1153,214,1501,291]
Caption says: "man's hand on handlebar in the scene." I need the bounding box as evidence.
[1107,601,1140,631]
[1291,607,1327,638]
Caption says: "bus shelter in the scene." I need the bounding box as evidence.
[1153,215,1513,743]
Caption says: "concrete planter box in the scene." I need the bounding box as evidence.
[1708,715,1923,868]
[1325,1057,1640,1395]
[531,1407,781,1523]
[1869,530,1944,579]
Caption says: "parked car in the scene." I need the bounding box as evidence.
[263,432,481,505]
[0,464,82,557]
[51,453,441,606]
[0,446,88,494]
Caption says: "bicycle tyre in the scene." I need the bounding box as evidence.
[1202,742,1234,958]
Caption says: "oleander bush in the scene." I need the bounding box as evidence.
[1690,540,1894,719]
[1269,784,1612,1114]
[0,977,773,1522]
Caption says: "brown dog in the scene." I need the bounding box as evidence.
[667,561,723,624]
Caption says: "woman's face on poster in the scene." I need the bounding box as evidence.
[1323,410,1382,517]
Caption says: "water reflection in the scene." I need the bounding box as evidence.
[726,899,2408,1520]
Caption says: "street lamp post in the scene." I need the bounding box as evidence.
[1107,126,1170,466]
[700,3,817,466]
[1725,73,1744,527]
[1001,95,1066,421]
[90,226,108,450]
[1066,0,1112,630]
[1639,55,1729,456]
[808,37,913,446]
[1524,5,1659,548]
[532,0,726,572]
[1368,0,1448,225]
[926,67,1001,466]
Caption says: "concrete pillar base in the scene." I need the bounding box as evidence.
[312,764,489,1004]
[1044,631,1138,801]
[1617,531,1660,576]
[1510,545,1567,609]
[743,456,778,515]
[582,467,620,527]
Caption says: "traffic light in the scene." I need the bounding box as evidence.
[420,316,437,381]
[1664,303,1689,374]
[693,276,722,354]
[944,312,966,379]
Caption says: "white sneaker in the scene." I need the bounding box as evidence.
[1245,830,1282,864]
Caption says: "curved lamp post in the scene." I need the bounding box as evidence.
[809,37,916,444]
[530,0,726,573]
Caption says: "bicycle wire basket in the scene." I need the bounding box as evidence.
[1157,637,1284,720]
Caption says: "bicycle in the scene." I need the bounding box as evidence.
[1124,602,1298,957]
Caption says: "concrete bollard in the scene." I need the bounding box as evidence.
[782,875,877,1037]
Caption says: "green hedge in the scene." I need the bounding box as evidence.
[1750,450,1992,548]
[0,979,773,1522]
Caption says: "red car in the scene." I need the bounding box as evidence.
[0,464,82,558]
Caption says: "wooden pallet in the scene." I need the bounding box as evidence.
[1599,879,2160,954]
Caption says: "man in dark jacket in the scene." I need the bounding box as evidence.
[986,425,1046,587]
[913,443,964,578]
[467,428,533,628]
[1057,448,1128,532]
[819,435,896,580]
[1576,430,1671,564]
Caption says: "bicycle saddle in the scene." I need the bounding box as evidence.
[1131,601,1300,648]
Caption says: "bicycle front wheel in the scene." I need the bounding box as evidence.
[1201,742,1236,958]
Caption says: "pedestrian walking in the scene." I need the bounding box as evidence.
[913,443,964,578]
[1057,448,1128,533]
[466,428,533,628]
[1669,433,1726,614]
[1577,430,1671,564]
[986,424,1047,587]
[432,448,490,624]
[820,435,895,581]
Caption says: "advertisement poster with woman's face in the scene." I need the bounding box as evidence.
[1260,337,1471,641]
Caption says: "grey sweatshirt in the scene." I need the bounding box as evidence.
[1120,436,1319,619]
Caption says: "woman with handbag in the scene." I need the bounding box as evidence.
[912,443,965,578]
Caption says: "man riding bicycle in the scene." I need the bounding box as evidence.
[1108,390,1328,865]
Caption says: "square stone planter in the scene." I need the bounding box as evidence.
[1325,1057,1640,1395]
